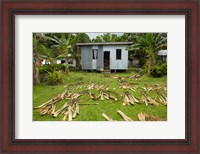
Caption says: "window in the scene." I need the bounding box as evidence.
[116,49,122,59]
[92,49,98,59]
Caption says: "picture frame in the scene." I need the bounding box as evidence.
[0,0,199,153]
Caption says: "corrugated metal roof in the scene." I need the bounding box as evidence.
[158,50,167,55]
[77,42,132,46]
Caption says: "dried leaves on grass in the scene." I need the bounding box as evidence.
[35,80,166,121]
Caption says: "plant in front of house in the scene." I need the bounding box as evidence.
[47,70,65,85]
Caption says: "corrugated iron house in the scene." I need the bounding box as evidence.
[77,42,132,71]
[158,50,167,62]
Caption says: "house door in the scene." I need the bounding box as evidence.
[104,51,110,69]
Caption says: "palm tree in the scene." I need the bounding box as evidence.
[46,33,72,74]
[33,33,52,84]
[126,33,167,75]
[33,33,60,84]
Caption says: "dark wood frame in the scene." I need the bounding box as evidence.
[0,0,199,153]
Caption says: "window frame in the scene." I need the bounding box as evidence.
[92,49,98,60]
[116,49,122,60]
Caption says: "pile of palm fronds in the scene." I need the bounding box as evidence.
[122,91,139,105]
[112,74,142,82]
[140,84,167,105]
[87,91,97,99]
[87,83,109,90]
[98,89,118,101]
[35,80,167,121]
[118,77,126,83]
[140,84,167,106]
[142,84,163,91]
[141,91,159,106]
[64,82,84,90]
[119,83,138,91]
[34,89,83,120]
[155,91,167,105]
[34,90,69,115]
[34,86,119,120]
[53,98,80,121]
[138,112,160,121]
[65,92,82,100]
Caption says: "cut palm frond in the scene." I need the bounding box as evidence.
[117,110,133,121]
[102,113,113,121]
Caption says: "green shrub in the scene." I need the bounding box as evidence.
[40,73,48,83]
[127,68,140,73]
[47,70,64,85]
[39,64,66,74]
[150,62,167,77]
[39,64,53,74]
[54,64,66,72]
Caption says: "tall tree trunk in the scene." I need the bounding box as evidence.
[147,62,151,76]
[65,57,69,75]
[76,56,81,70]
[146,50,156,76]
[33,50,40,84]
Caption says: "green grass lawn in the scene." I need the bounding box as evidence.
[33,70,167,121]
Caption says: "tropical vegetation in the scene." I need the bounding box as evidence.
[33,32,167,85]
[125,33,167,75]
[33,32,167,121]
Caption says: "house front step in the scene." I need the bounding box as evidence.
[104,69,111,73]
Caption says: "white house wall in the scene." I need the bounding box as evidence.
[96,45,104,70]
[103,45,128,70]
[81,46,93,70]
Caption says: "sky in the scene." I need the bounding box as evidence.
[86,32,123,39]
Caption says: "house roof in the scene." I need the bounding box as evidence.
[77,42,132,46]
[158,50,167,55]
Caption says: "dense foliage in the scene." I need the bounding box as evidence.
[126,33,167,75]
[33,33,91,84]
[39,64,66,74]
[150,62,167,77]
[47,70,65,85]
[92,33,126,42]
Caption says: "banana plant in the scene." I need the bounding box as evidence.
[46,33,72,74]
[126,33,167,75]
[33,33,51,84]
